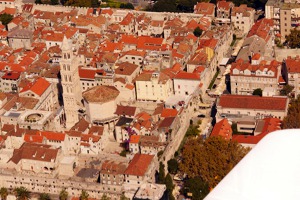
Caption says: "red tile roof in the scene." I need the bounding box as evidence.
[194,2,215,16]
[232,118,281,144]
[286,56,300,73]
[24,134,44,143]
[130,135,141,144]
[20,77,51,96]
[161,108,178,118]
[247,18,273,42]
[124,154,154,176]
[115,105,136,117]
[39,131,65,141]
[210,119,232,140]
[218,95,288,111]
[9,143,58,164]
[217,1,232,11]
[174,71,200,80]
[1,71,20,80]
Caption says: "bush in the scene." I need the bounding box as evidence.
[167,159,178,174]
[120,150,127,157]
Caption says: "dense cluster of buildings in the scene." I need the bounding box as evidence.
[0,0,296,199]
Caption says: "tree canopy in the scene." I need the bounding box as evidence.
[286,29,300,49]
[14,187,31,200]
[59,189,68,200]
[0,187,8,200]
[0,13,13,26]
[282,95,300,129]
[38,193,51,200]
[183,177,209,200]
[100,194,111,200]
[120,3,134,9]
[79,190,89,200]
[150,0,177,12]
[179,136,249,188]
[147,0,267,13]
[193,27,203,37]
[252,88,262,96]
[165,173,175,200]
[167,158,178,174]
[280,84,294,96]
[157,162,166,184]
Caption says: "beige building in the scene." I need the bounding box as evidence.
[284,56,300,97]
[230,57,281,95]
[124,154,156,185]
[266,0,300,41]
[100,160,128,186]
[135,72,173,102]
[231,5,255,37]
[217,95,289,122]
[8,143,60,174]
[19,77,54,111]
[83,85,119,126]
[7,28,33,50]
[0,71,21,93]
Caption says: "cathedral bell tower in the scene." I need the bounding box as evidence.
[60,36,82,129]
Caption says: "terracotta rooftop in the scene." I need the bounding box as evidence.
[20,77,51,97]
[115,62,138,76]
[161,108,178,118]
[124,154,154,176]
[83,85,119,103]
[100,160,127,175]
[130,135,141,144]
[9,143,58,164]
[218,95,288,111]
[115,105,136,117]
[210,119,232,140]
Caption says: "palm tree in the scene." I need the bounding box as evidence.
[59,189,68,200]
[79,190,89,200]
[38,193,51,200]
[14,187,31,200]
[101,194,111,200]
[0,187,8,200]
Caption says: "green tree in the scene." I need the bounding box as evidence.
[101,194,110,200]
[179,136,249,188]
[50,0,58,5]
[14,187,31,200]
[286,29,300,48]
[0,187,8,200]
[193,26,203,37]
[177,0,198,12]
[252,88,262,96]
[165,173,175,200]
[167,159,178,174]
[59,189,68,200]
[186,124,200,137]
[0,13,13,26]
[120,3,134,9]
[79,190,89,200]
[151,0,177,12]
[184,177,209,200]
[91,0,99,7]
[120,193,130,200]
[280,84,294,96]
[35,0,42,4]
[157,162,165,184]
[282,95,300,129]
[38,193,51,200]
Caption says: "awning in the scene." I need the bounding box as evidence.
[220,58,229,66]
